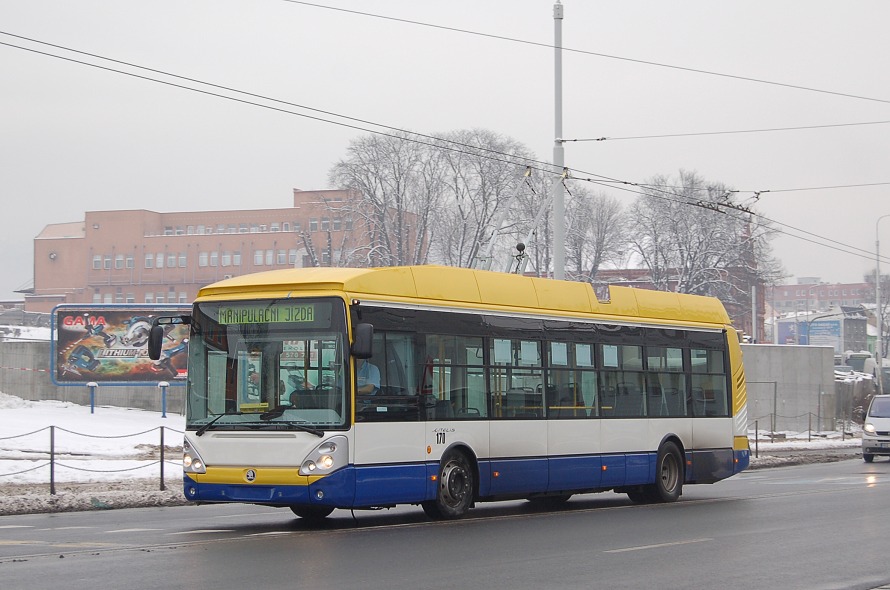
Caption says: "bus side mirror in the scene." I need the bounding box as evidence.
[148,315,191,361]
[148,324,165,360]
[351,323,374,359]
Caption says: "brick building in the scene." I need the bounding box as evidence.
[25,189,418,313]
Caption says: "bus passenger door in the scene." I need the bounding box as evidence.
[353,332,427,506]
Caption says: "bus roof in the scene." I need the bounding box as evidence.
[196,265,732,327]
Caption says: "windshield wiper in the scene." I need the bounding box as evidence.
[195,411,241,437]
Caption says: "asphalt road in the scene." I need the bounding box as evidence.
[1,457,889,590]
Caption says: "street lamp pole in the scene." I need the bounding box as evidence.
[875,215,890,395]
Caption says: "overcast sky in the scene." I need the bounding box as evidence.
[2,1,889,301]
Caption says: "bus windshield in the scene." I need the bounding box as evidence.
[185,297,349,431]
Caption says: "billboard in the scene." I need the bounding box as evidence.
[52,305,190,385]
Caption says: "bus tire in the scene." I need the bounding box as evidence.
[290,505,334,522]
[422,449,474,520]
[651,441,684,503]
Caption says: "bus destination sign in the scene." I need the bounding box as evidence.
[217,304,317,325]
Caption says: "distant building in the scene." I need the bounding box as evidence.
[25,189,421,313]
[766,278,872,315]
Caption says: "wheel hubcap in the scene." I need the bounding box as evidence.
[440,460,468,507]
[660,454,678,492]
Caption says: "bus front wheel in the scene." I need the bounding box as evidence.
[422,449,474,520]
[290,505,335,522]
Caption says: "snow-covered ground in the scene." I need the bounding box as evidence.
[0,324,52,342]
[0,391,863,516]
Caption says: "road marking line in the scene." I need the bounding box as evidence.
[605,538,713,554]
[168,529,234,535]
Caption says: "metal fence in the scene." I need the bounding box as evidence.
[0,425,183,495]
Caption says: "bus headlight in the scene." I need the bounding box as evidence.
[300,435,348,476]
[864,423,876,435]
[183,438,207,474]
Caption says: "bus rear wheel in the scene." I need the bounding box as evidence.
[422,449,474,520]
[651,441,683,502]
[627,441,684,503]
[290,505,335,522]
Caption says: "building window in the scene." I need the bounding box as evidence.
[309,218,318,232]
[175,226,184,235]
[265,250,274,265]
[126,255,134,269]
[145,293,154,304]
[178,252,187,267]
[239,224,248,233]
[282,222,290,232]
[289,249,297,264]
[115,255,124,269]
[93,291,102,303]
[271,223,280,232]
[294,221,301,232]
[196,225,205,235]
[250,224,259,233]
[254,250,264,265]
[277,249,287,265]
[103,256,111,270]
[321,218,330,231]
[344,217,353,230]
[198,252,209,267]
[156,293,165,304]
[179,292,187,303]
[228,224,237,234]
[167,253,176,268]
[187,225,195,235]
[233,251,242,266]
[164,226,174,236]
[103,294,113,304]
[93,255,102,270]
[145,254,153,269]
[156,253,164,269]
[210,251,218,267]
[221,251,231,267]
[333,218,342,231]
[126,293,135,303]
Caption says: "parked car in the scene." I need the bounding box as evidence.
[862,394,890,462]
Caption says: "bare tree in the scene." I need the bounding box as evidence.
[625,170,781,304]
[429,129,536,269]
[328,132,435,266]
[564,184,626,282]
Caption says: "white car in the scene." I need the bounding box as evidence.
[862,394,890,462]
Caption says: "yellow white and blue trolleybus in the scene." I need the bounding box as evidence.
[150,265,749,521]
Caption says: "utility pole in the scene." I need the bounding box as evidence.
[552,1,565,280]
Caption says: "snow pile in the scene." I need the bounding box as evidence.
[0,391,187,516]
[0,324,51,341]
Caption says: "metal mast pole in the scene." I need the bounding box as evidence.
[876,215,890,395]
[552,1,565,280]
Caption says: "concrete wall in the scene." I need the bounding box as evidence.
[0,340,184,414]
[1,340,843,433]
[741,344,837,432]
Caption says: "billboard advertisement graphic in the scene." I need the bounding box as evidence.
[52,305,190,385]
